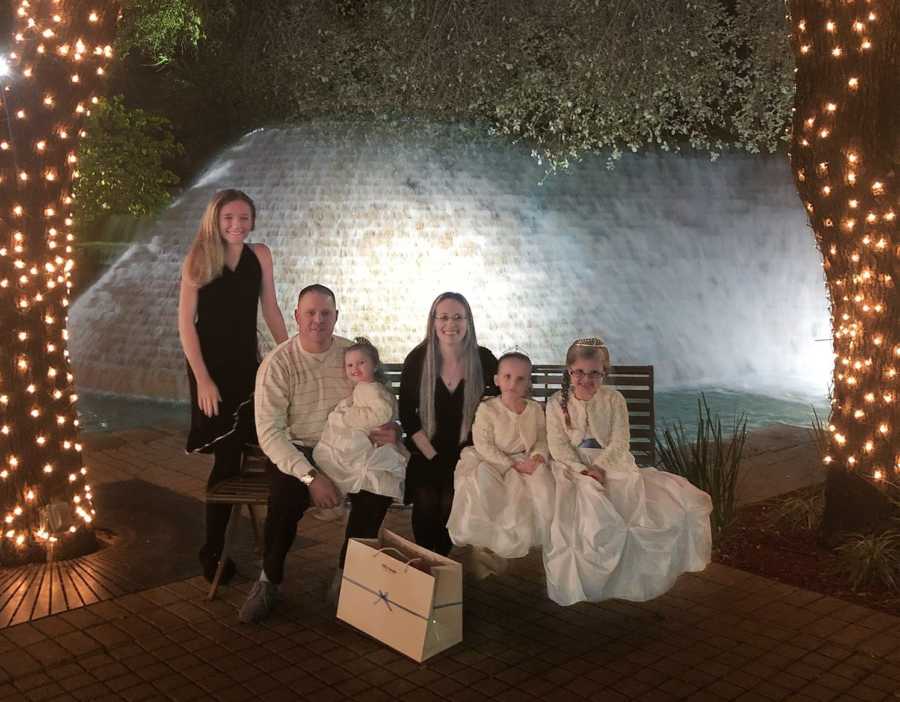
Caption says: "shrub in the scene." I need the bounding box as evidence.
[832,531,900,592]
[74,96,182,229]
[770,488,825,532]
[656,394,749,539]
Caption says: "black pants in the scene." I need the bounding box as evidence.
[410,484,454,556]
[201,431,246,561]
[262,449,393,583]
[339,490,394,567]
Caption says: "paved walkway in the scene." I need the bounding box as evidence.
[0,426,896,702]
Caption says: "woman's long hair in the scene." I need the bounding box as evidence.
[419,292,484,444]
[560,338,611,429]
[183,189,256,287]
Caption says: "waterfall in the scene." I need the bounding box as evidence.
[68,121,832,402]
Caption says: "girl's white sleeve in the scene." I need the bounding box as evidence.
[531,404,550,462]
[472,402,515,470]
[546,394,588,470]
[341,382,395,431]
[592,390,633,472]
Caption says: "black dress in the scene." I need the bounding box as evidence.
[399,343,498,503]
[185,245,261,453]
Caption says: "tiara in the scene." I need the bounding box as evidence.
[499,344,531,358]
[574,337,607,349]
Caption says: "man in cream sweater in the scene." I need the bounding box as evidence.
[240,284,398,624]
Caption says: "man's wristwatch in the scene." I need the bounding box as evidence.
[300,469,317,486]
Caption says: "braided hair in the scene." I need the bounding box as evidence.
[345,336,388,386]
[560,338,611,430]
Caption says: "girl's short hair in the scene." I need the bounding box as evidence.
[346,337,388,386]
[497,351,532,370]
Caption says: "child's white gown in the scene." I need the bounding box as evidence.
[447,398,555,558]
[544,387,712,606]
[313,382,408,500]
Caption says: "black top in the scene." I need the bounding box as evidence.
[186,245,261,453]
[399,343,497,498]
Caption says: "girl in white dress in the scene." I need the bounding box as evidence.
[447,353,555,566]
[544,338,712,606]
[313,338,408,502]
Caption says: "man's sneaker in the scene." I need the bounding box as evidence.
[238,580,278,624]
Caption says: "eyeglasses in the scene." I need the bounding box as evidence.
[568,369,604,380]
[433,314,467,323]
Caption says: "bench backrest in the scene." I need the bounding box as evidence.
[381,363,655,467]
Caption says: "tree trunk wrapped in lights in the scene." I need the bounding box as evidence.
[788,1,898,540]
[0,0,113,564]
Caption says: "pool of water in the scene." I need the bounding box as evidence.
[656,388,828,436]
[77,388,829,437]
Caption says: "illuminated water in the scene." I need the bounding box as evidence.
[77,388,829,437]
[69,121,832,404]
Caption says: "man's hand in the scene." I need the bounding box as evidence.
[308,472,341,508]
[369,422,401,447]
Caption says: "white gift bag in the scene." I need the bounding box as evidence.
[337,529,463,662]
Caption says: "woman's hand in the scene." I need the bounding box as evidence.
[580,466,607,485]
[196,376,222,417]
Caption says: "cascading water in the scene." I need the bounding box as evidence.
[68,121,832,406]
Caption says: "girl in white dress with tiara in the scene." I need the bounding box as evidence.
[447,352,555,568]
[313,338,408,503]
[543,338,712,606]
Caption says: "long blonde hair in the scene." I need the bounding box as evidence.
[183,189,256,287]
[419,292,484,444]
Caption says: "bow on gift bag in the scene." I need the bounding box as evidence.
[337,530,463,662]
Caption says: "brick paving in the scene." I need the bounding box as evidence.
[0,427,895,701]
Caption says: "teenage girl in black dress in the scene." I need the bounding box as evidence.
[177,189,288,581]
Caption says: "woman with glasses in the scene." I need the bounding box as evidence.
[543,338,712,606]
[399,292,498,555]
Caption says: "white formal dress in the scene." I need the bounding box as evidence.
[544,387,712,606]
[447,397,555,558]
[312,381,408,500]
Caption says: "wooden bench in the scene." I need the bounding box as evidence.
[204,446,269,600]
[382,363,656,467]
[205,363,655,598]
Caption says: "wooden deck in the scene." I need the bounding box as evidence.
[0,547,143,628]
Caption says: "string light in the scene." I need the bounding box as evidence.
[0,1,111,554]
[789,1,897,506]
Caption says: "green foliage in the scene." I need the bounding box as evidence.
[126,0,795,175]
[74,96,182,227]
[656,394,750,539]
[832,531,900,592]
[809,407,831,459]
[116,0,205,64]
[770,487,825,532]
